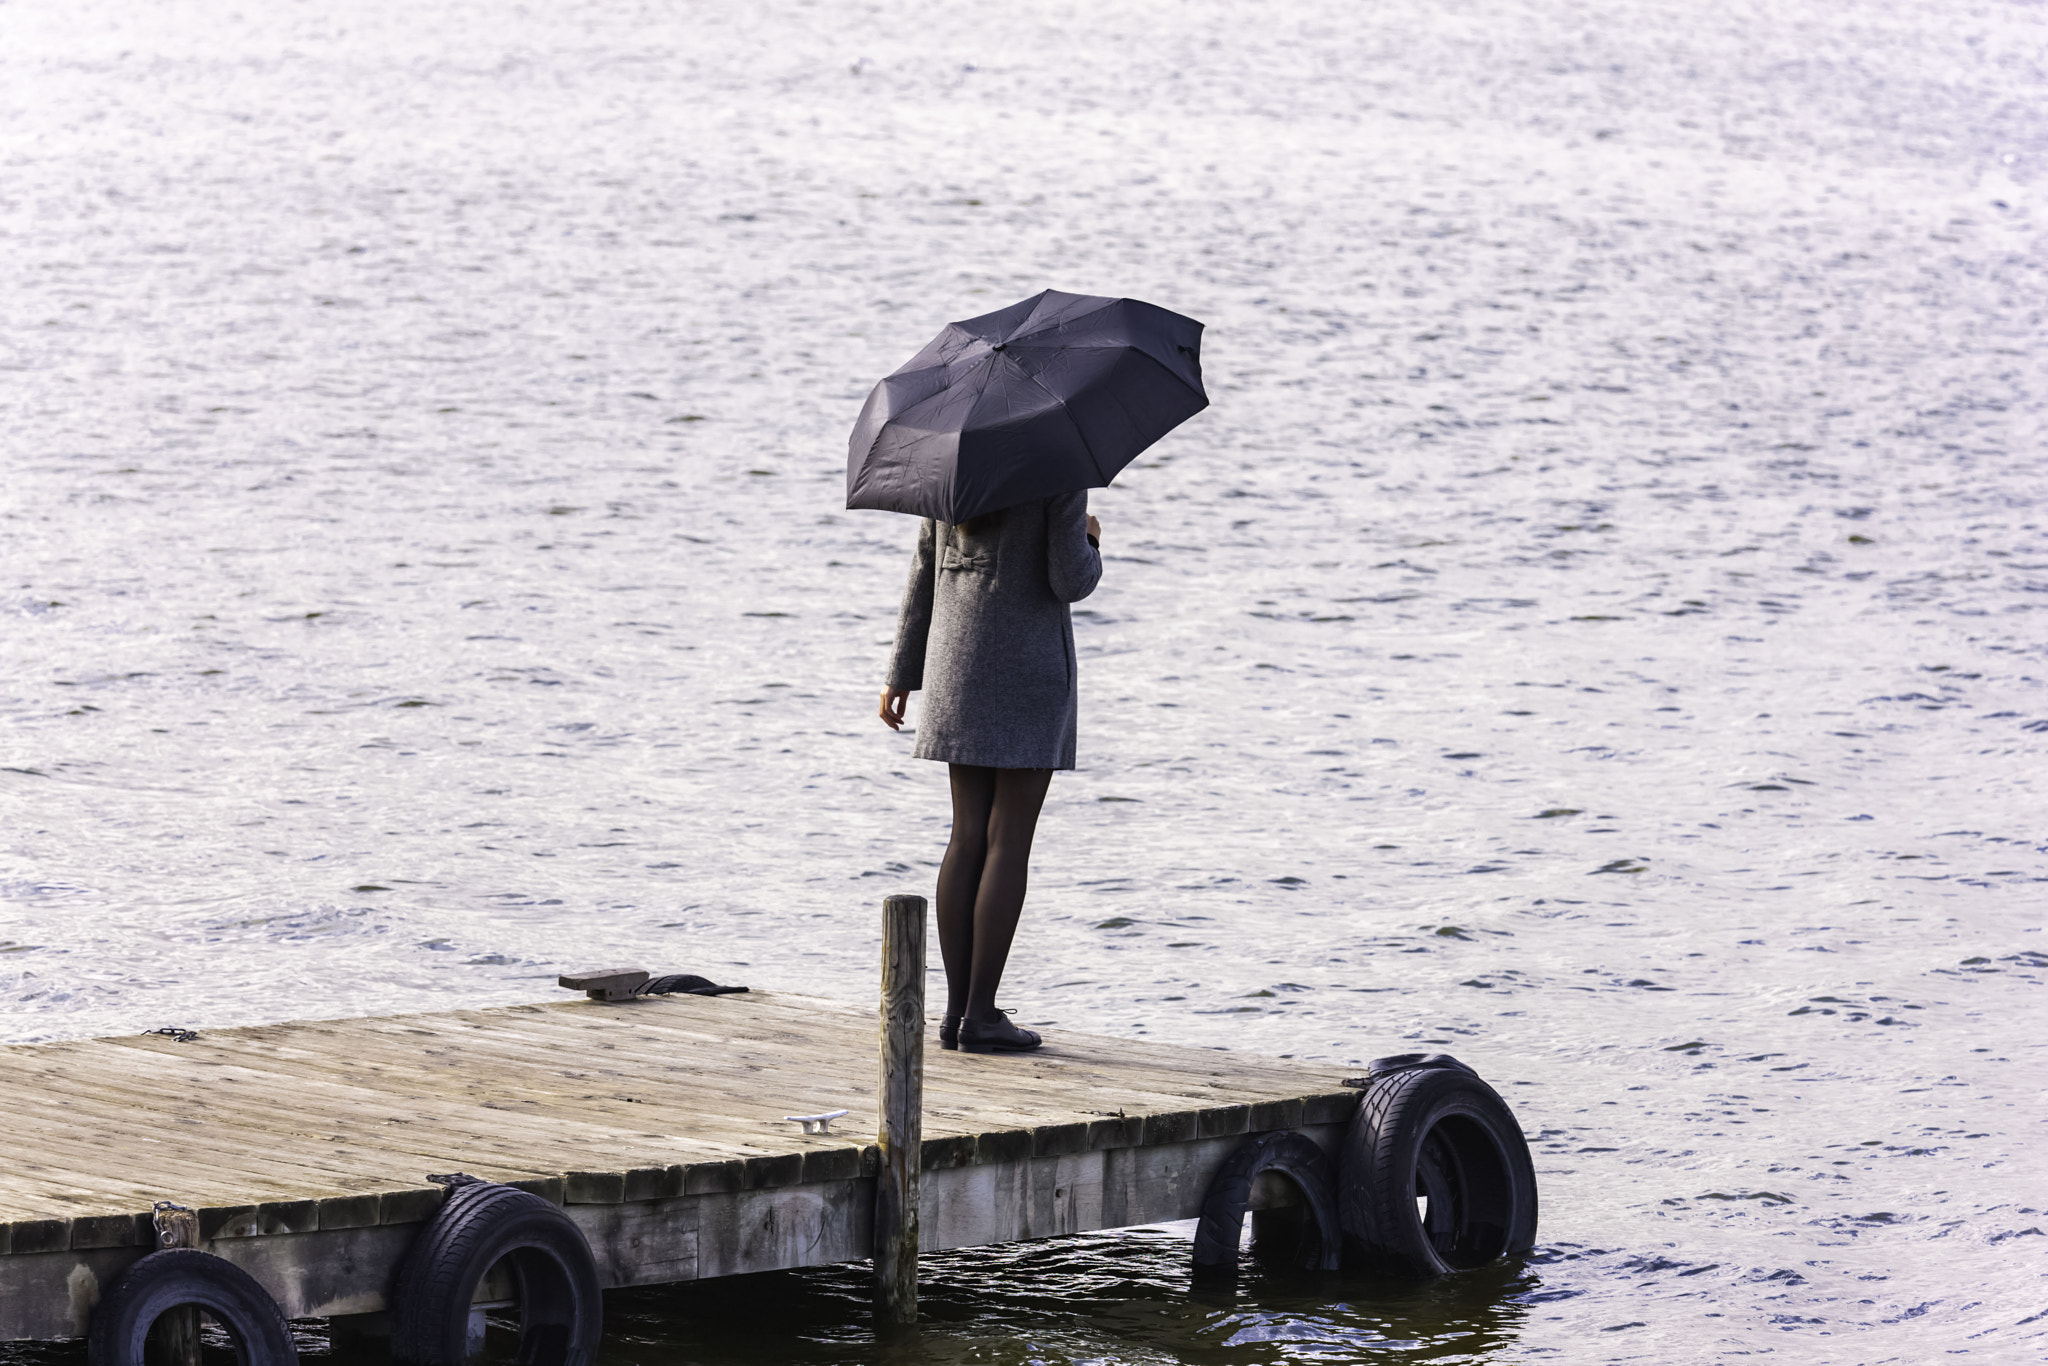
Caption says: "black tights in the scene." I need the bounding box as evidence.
[936,764,1053,1024]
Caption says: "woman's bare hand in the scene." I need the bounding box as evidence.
[879,687,909,731]
[1086,513,1101,544]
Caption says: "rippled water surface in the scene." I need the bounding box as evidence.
[4,0,2045,1358]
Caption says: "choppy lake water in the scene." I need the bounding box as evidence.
[4,0,2045,1359]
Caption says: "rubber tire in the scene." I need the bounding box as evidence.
[389,1181,603,1366]
[1338,1063,1539,1275]
[87,1248,298,1366]
[1192,1130,1342,1279]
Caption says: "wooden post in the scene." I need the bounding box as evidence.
[152,1201,202,1366]
[874,892,926,1323]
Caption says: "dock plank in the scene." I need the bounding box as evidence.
[107,1003,888,1128]
[0,1055,775,1229]
[91,996,1336,1152]
[7,996,1353,1212]
[37,1019,818,1148]
[4,1042,715,1175]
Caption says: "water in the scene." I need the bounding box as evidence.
[3,0,2044,1358]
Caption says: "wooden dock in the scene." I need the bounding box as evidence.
[1,987,1358,1342]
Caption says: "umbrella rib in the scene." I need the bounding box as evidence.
[1012,364,1105,482]
[968,347,1006,421]
[889,342,1002,431]
[1006,294,1119,346]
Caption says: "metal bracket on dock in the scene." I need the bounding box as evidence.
[151,1200,198,1250]
[559,968,650,1002]
[784,1109,850,1135]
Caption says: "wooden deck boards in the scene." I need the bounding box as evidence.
[3,991,1351,1243]
[2,990,1357,1338]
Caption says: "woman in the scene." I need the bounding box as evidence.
[878,492,1103,1054]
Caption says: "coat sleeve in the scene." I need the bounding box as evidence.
[1043,491,1101,604]
[885,518,938,690]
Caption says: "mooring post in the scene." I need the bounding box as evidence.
[152,1201,202,1366]
[874,892,926,1323]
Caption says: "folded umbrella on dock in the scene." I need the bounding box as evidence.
[846,289,1208,524]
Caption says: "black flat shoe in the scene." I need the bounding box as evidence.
[959,1010,1042,1054]
[939,1014,960,1050]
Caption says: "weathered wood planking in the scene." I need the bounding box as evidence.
[1,991,1356,1340]
[873,895,926,1321]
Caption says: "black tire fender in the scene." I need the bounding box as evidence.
[1337,1059,1539,1275]
[390,1180,603,1366]
[87,1248,298,1366]
[1192,1129,1342,1276]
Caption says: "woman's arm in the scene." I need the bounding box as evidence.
[880,519,938,729]
[1044,491,1102,604]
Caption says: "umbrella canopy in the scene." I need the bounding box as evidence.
[845,289,1207,524]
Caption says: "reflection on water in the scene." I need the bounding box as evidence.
[593,1230,1530,1366]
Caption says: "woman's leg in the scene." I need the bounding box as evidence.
[964,767,1054,1022]
[936,764,998,1020]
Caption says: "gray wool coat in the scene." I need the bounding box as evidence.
[885,492,1102,770]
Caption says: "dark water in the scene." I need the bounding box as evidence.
[595,1235,1537,1366]
[4,0,2045,1358]
[0,1230,1541,1365]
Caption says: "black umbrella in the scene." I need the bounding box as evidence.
[845,289,1207,524]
